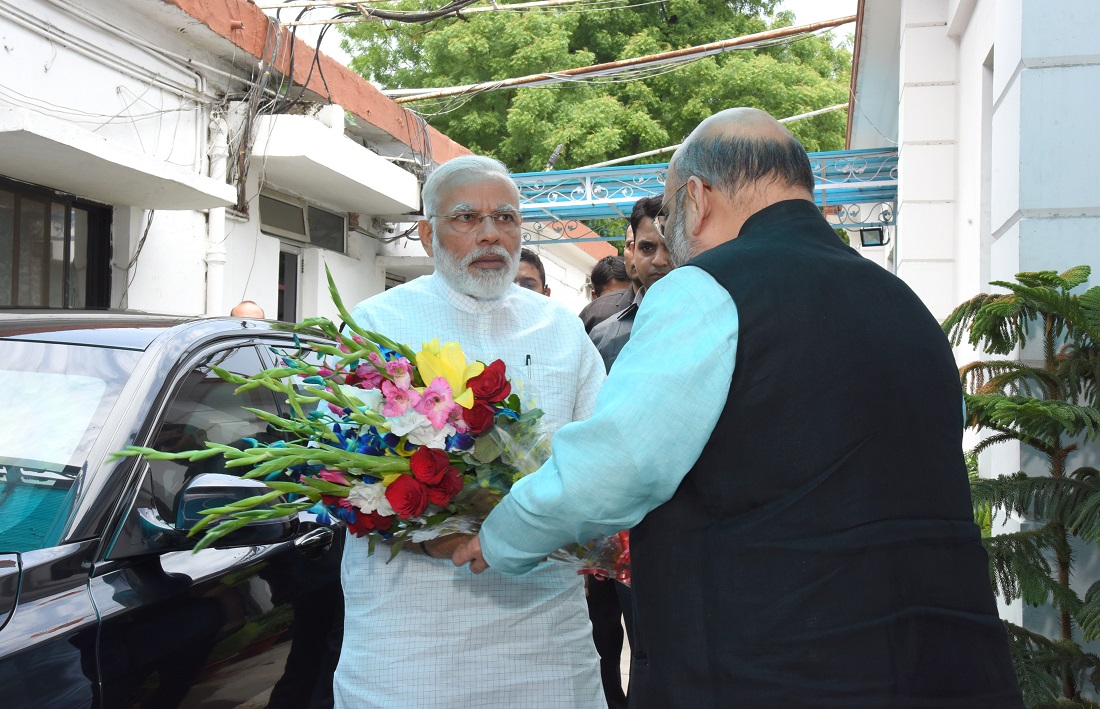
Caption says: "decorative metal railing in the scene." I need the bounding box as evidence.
[512,147,897,243]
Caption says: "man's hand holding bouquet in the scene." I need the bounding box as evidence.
[117,268,626,580]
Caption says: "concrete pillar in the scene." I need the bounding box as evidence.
[897,0,959,321]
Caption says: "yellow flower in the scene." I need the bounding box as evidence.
[416,339,484,409]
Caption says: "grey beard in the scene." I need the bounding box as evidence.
[667,209,701,267]
[434,241,520,299]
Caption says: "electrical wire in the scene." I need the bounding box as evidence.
[403,29,834,119]
[116,209,155,309]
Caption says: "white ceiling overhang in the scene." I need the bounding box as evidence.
[252,114,419,216]
[0,107,236,209]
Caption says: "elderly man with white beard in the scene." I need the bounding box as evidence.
[335,155,608,709]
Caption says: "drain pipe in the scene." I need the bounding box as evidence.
[205,114,230,316]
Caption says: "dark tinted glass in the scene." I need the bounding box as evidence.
[308,206,344,252]
[147,345,282,520]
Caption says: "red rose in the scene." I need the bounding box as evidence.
[426,467,464,507]
[462,401,498,436]
[346,510,395,536]
[410,446,452,485]
[467,359,511,403]
[346,509,377,536]
[385,475,429,518]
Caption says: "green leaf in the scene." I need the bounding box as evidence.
[472,432,503,463]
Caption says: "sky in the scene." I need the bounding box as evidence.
[778,0,858,26]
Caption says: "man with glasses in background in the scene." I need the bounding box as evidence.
[339,155,607,708]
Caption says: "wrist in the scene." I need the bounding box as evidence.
[420,541,433,558]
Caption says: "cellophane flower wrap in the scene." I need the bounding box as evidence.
[118,268,629,579]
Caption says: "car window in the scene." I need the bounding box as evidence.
[0,340,140,553]
[147,345,282,522]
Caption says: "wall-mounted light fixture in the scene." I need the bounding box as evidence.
[859,226,888,247]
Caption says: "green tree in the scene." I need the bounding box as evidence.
[341,0,851,171]
[943,266,1100,706]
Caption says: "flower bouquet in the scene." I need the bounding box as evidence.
[117,270,628,580]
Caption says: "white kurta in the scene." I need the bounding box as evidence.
[334,273,608,709]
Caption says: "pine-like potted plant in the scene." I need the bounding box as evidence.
[943,265,1100,706]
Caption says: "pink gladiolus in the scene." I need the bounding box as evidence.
[415,377,458,429]
[317,469,351,486]
[382,379,421,417]
[339,335,367,354]
[347,363,384,389]
[385,357,413,390]
[449,405,470,434]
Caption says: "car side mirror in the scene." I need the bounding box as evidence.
[175,473,299,547]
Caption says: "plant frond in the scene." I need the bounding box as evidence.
[1013,268,1089,291]
[1077,580,1100,642]
[1078,286,1100,341]
[967,394,1100,445]
[1004,621,1100,707]
[943,293,1027,352]
[1060,266,1093,290]
[974,474,1100,543]
[1069,467,1100,481]
[981,524,1059,606]
[972,433,1018,457]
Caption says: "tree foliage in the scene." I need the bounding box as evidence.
[341,0,852,171]
[945,266,1100,705]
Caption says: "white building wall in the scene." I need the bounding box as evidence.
[889,0,1100,632]
[896,0,960,322]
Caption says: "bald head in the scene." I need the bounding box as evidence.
[670,107,816,200]
[662,108,817,266]
[231,301,265,318]
[695,107,797,142]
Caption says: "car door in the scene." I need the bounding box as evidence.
[91,339,344,709]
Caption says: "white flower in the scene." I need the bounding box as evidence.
[406,420,456,448]
[386,409,456,448]
[340,384,383,414]
[387,409,431,437]
[346,481,395,516]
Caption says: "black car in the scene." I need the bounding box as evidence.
[0,312,344,708]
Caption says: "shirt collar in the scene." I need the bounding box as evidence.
[614,287,645,321]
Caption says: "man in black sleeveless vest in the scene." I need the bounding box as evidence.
[457,108,1022,707]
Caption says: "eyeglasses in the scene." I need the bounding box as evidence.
[653,179,690,239]
[428,210,522,234]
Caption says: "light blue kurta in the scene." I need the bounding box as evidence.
[480,266,740,575]
[335,273,607,708]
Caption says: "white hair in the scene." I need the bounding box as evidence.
[421,155,517,223]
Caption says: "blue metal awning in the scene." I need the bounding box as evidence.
[514,147,897,243]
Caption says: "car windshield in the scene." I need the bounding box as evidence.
[0,339,141,553]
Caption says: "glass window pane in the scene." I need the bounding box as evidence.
[308,206,344,252]
[70,208,89,308]
[17,197,47,306]
[0,190,12,307]
[49,202,65,308]
[259,195,305,237]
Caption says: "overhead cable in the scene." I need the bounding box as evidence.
[388,16,855,103]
